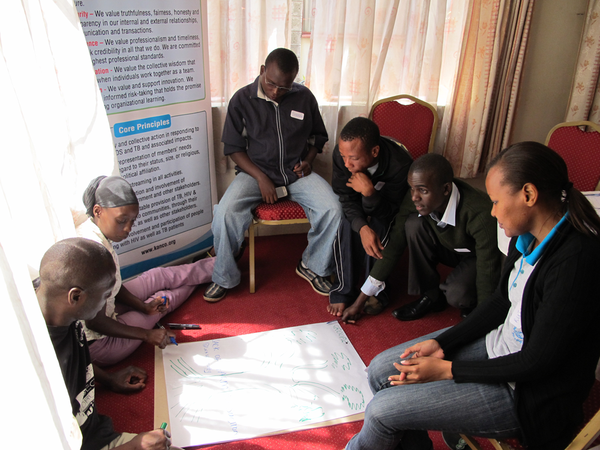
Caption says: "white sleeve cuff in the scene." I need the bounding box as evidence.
[361,276,385,297]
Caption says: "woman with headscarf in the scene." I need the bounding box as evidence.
[76,175,214,366]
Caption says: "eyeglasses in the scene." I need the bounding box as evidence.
[264,79,293,92]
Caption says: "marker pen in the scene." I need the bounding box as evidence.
[156,322,178,345]
[167,323,202,330]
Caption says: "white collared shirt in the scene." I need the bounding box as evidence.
[257,80,278,105]
[361,182,460,295]
[486,246,535,390]
[427,182,460,228]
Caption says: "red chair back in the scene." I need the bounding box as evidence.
[546,121,600,191]
[369,94,438,160]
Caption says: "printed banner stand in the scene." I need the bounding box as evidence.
[75,0,216,278]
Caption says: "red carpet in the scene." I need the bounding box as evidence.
[95,233,599,449]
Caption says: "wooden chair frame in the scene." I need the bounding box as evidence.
[545,120,600,191]
[368,94,439,155]
[248,216,309,293]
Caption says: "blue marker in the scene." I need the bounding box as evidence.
[162,296,167,306]
[156,322,178,346]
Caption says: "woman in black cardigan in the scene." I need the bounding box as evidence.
[345,142,600,450]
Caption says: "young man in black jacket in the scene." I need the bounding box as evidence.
[328,117,412,317]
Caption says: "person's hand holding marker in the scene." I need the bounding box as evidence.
[156,322,178,346]
[144,295,169,315]
[293,159,312,178]
[129,422,182,450]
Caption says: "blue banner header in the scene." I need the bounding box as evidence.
[114,114,172,137]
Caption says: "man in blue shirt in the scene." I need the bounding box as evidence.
[204,48,342,302]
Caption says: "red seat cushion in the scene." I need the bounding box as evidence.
[254,200,307,221]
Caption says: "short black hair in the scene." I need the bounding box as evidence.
[40,237,116,296]
[409,153,454,184]
[265,48,299,75]
[340,117,380,152]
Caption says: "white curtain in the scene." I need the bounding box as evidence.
[207,0,304,183]
[440,0,534,176]
[206,0,468,181]
[0,0,117,447]
[304,0,469,177]
[305,0,534,178]
[566,0,600,125]
[207,0,537,180]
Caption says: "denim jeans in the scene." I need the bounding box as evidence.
[211,171,342,288]
[346,328,522,450]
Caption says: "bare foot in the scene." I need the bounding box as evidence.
[327,303,346,316]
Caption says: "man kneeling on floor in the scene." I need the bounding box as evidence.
[328,117,412,317]
[37,237,183,450]
[342,153,502,323]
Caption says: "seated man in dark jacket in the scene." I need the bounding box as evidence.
[328,117,412,317]
[205,48,342,302]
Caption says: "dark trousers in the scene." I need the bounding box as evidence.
[330,216,392,305]
[406,213,477,309]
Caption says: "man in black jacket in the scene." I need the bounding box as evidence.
[328,117,412,317]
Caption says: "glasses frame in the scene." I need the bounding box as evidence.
[264,77,293,92]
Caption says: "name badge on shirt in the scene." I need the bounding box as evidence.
[374,181,386,191]
[291,110,304,120]
[454,248,471,253]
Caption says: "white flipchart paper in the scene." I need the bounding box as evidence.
[162,321,372,447]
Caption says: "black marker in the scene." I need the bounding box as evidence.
[167,323,202,330]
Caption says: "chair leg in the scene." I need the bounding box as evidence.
[460,434,484,450]
[566,407,600,450]
[491,440,513,450]
[460,435,515,450]
[249,221,256,293]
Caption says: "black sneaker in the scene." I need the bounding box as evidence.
[295,261,332,296]
[442,432,468,450]
[203,282,227,302]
